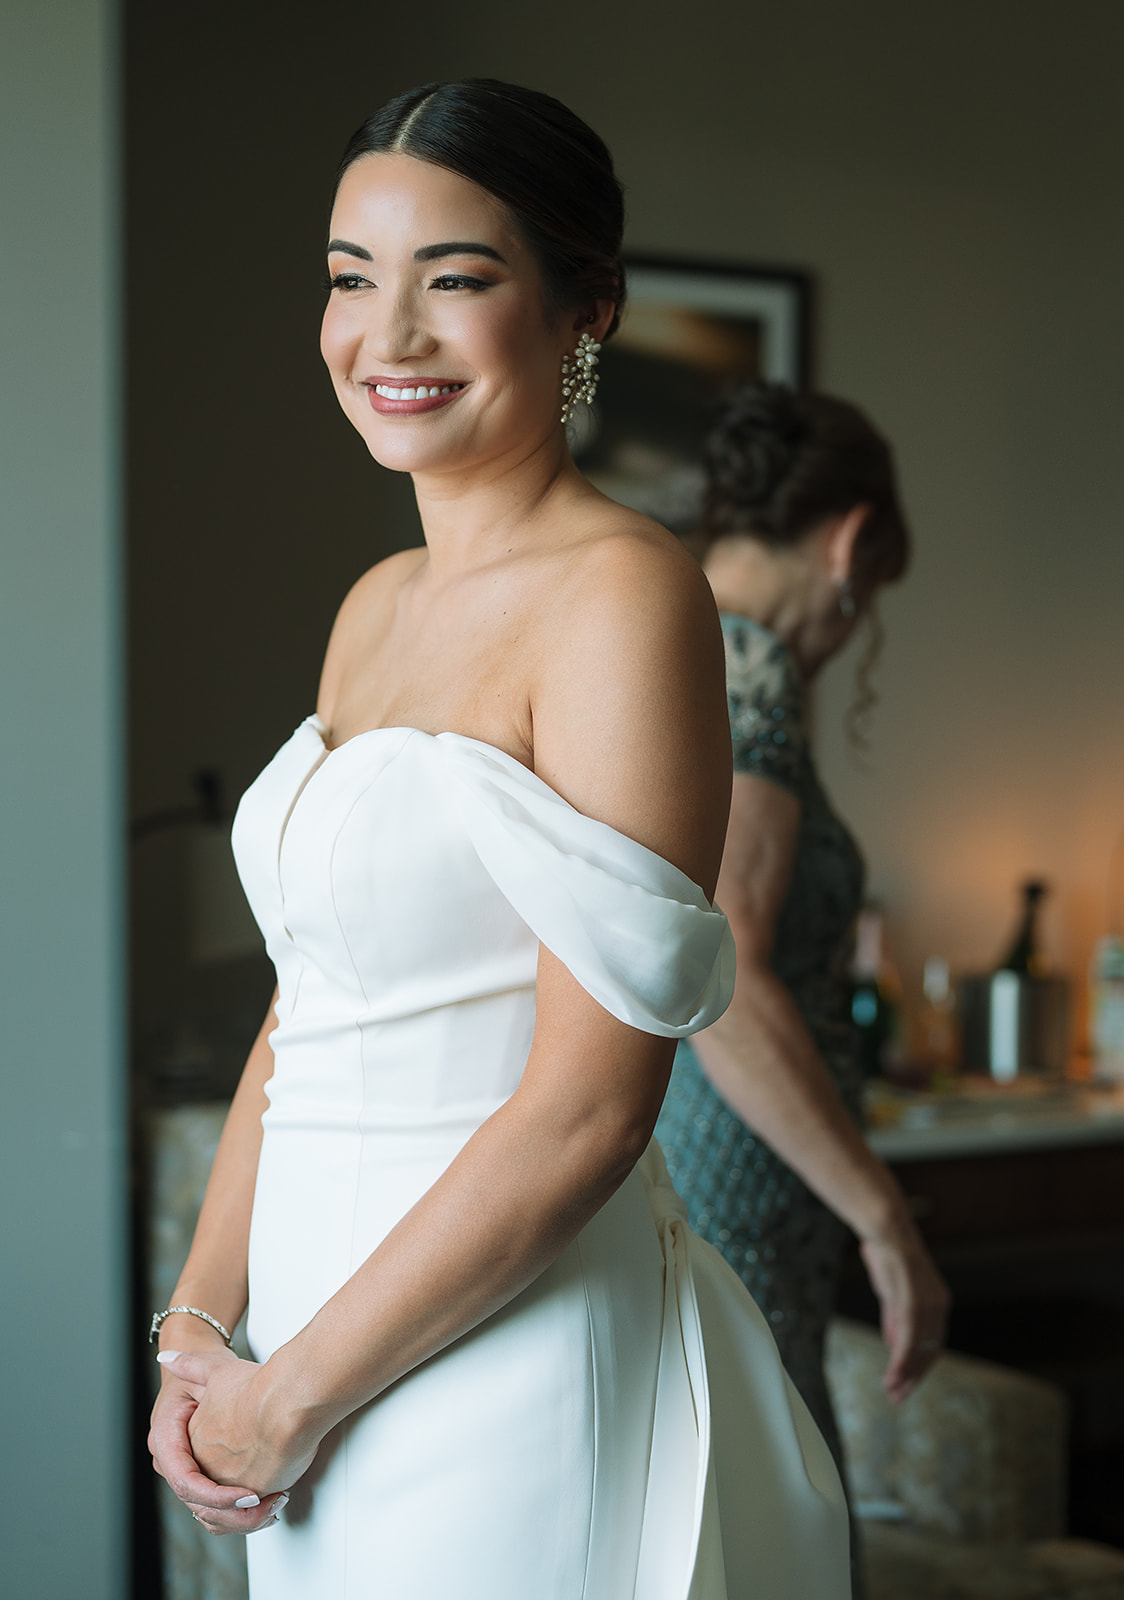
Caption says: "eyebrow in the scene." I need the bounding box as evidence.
[324,238,508,266]
[326,238,373,260]
[413,241,507,265]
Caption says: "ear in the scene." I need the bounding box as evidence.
[823,504,871,585]
[570,299,616,346]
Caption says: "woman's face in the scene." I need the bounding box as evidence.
[321,152,572,477]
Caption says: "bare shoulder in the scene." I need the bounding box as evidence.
[531,505,731,893]
[317,547,425,712]
[542,504,724,711]
[545,504,718,662]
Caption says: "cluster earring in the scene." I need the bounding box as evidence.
[560,330,601,426]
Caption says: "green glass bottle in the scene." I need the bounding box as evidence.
[998,879,1048,978]
[850,904,903,1078]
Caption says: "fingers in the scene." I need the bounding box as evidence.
[879,1305,917,1400]
[150,1387,263,1513]
[185,1490,289,1537]
[881,1300,948,1402]
[156,1349,228,1390]
[162,1458,264,1511]
[860,1233,950,1404]
[153,1424,264,1514]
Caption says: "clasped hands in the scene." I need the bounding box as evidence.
[150,1348,316,1536]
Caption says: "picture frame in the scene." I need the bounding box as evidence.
[574,254,813,534]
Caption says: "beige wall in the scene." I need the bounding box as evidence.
[129,0,1124,1043]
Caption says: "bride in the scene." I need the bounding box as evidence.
[149,79,850,1598]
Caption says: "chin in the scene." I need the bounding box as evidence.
[362,432,467,475]
[342,411,453,474]
[362,436,426,474]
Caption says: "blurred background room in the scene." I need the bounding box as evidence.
[6,1,1124,1596]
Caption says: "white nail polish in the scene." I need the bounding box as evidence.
[235,1494,261,1509]
[156,1350,181,1365]
[275,1492,290,1510]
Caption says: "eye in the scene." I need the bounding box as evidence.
[430,273,491,292]
[321,271,372,293]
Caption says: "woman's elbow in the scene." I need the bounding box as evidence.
[579,1099,661,1188]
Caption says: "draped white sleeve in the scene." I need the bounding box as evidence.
[438,733,736,1038]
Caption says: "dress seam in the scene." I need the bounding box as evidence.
[575,1233,598,1600]
[322,743,416,1600]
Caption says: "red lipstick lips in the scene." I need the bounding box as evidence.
[365,379,467,416]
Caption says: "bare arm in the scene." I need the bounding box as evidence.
[255,950,681,1456]
[173,538,733,1494]
[690,773,948,1400]
[149,995,288,1530]
[163,991,278,1342]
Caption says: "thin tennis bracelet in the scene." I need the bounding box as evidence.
[149,1304,234,1346]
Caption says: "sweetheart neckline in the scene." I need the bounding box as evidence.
[290,716,719,909]
[304,716,533,773]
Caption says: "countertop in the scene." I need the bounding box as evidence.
[866,1079,1124,1162]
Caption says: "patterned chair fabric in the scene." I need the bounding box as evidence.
[825,1319,1124,1599]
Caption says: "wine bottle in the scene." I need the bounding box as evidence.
[998,879,1048,977]
[916,957,959,1075]
[1090,830,1124,1082]
[850,904,903,1078]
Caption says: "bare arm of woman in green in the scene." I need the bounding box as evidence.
[692,772,948,1403]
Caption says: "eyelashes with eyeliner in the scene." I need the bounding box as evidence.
[320,271,494,294]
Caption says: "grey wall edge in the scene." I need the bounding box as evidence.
[0,0,127,1595]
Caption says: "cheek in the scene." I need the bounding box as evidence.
[319,305,354,382]
[465,300,558,393]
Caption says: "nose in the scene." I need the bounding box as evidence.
[360,282,435,367]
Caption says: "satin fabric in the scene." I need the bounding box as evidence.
[231,718,849,1598]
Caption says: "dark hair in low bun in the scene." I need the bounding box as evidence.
[702,381,910,588]
[336,80,626,337]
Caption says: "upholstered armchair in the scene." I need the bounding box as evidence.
[826,1319,1124,1599]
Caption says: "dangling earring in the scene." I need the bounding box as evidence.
[560,330,601,426]
[836,578,857,618]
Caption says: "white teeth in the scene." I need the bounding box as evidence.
[374,383,463,400]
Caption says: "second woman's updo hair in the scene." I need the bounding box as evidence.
[336,80,626,338]
[702,382,910,588]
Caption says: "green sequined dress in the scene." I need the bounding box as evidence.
[656,613,865,1472]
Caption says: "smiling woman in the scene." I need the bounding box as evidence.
[146,79,851,1600]
[318,159,606,478]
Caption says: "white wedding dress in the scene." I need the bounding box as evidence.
[232,716,850,1599]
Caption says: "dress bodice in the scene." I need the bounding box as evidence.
[232,718,735,1128]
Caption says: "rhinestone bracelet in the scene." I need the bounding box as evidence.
[149,1304,233,1347]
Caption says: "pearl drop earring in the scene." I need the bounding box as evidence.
[560,331,601,426]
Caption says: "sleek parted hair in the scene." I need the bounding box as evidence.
[336,79,626,337]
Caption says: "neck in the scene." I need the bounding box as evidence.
[410,427,580,577]
[703,536,819,677]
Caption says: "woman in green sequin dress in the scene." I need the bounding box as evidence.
[656,383,949,1500]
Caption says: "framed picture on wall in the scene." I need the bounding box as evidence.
[572,255,813,535]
